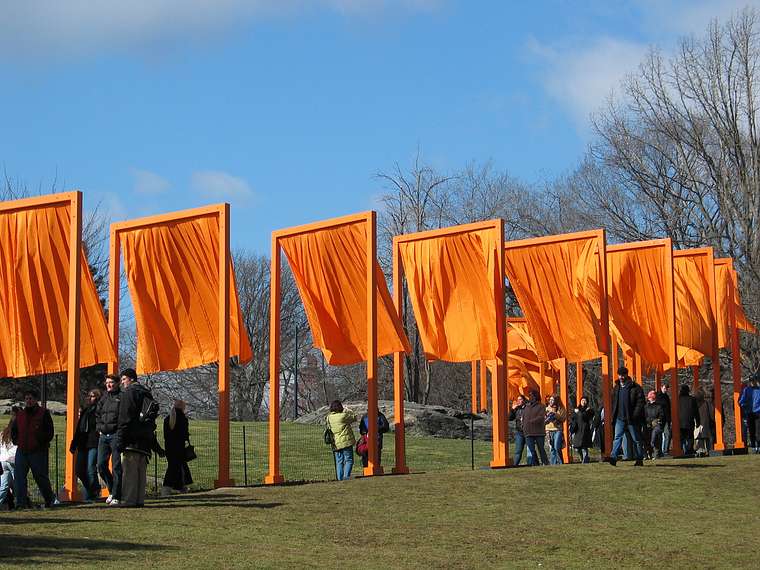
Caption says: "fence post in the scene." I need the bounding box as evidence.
[154,454,159,497]
[243,424,248,486]
[471,416,475,471]
[55,434,60,495]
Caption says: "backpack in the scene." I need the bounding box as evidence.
[139,391,160,423]
[323,418,335,447]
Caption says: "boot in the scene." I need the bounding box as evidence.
[634,459,644,467]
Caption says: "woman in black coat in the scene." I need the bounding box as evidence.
[70,389,102,501]
[569,397,595,463]
[162,400,193,495]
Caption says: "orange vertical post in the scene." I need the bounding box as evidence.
[490,219,508,468]
[62,192,83,502]
[707,253,724,451]
[107,227,121,376]
[729,269,744,449]
[665,240,682,457]
[559,358,570,463]
[576,362,584,404]
[611,337,619,379]
[215,204,233,488]
[471,361,478,414]
[599,231,613,458]
[479,360,488,413]
[634,354,643,386]
[265,235,284,484]
[692,366,700,390]
[538,361,546,401]
[392,238,409,474]
[655,369,662,391]
[364,212,382,476]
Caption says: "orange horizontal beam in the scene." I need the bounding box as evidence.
[673,247,713,258]
[606,238,670,253]
[394,219,501,245]
[0,191,79,213]
[504,229,604,250]
[272,211,371,240]
[111,204,225,234]
[714,257,733,268]
[507,317,527,323]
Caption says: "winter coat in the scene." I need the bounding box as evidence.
[96,388,122,435]
[116,382,157,456]
[545,405,567,432]
[611,379,646,424]
[11,404,54,453]
[70,403,99,452]
[521,401,546,437]
[164,409,190,459]
[644,401,665,429]
[326,410,357,450]
[509,404,526,434]
[359,411,390,449]
[569,406,594,448]
[678,394,701,431]
[694,392,714,442]
[655,392,671,424]
[738,385,760,414]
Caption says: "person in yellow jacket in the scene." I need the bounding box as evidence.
[545,395,567,465]
[326,401,357,480]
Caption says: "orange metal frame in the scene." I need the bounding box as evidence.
[674,247,723,450]
[394,220,509,469]
[504,229,611,459]
[108,203,235,487]
[266,211,383,484]
[715,257,744,449]
[607,239,682,457]
[0,192,84,501]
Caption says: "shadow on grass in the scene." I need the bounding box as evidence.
[0,517,102,525]
[145,501,283,509]
[654,463,726,469]
[0,535,176,565]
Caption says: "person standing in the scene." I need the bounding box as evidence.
[607,367,646,467]
[678,384,700,456]
[522,390,549,466]
[11,389,58,508]
[693,388,713,457]
[655,383,672,456]
[325,400,357,481]
[96,374,123,506]
[544,395,567,465]
[358,408,390,469]
[0,409,18,510]
[644,391,665,459]
[162,400,193,495]
[116,368,158,507]
[570,396,594,463]
[509,395,529,466]
[69,389,102,502]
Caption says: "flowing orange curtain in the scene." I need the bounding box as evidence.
[504,322,557,399]
[399,228,500,362]
[0,202,115,377]
[504,236,604,363]
[715,263,756,349]
[606,245,673,367]
[279,221,410,366]
[121,214,252,374]
[673,253,715,364]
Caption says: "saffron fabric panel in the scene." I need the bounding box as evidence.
[504,322,556,400]
[0,203,116,377]
[673,254,715,361]
[279,221,410,366]
[121,214,252,374]
[504,237,604,363]
[715,264,756,349]
[606,246,673,367]
[399,228,500,362]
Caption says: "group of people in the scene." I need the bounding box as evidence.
[0,368,195,510]
[324,400,390,480]
[509,366,722,467]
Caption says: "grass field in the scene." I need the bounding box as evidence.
[2,453,758,569]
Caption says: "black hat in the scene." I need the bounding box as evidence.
[617,366,628,376]
[120,368,137,381]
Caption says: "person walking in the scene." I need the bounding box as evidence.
[655,383,672,456]
[678,384,700,456]
[325,400,357,481]
[570,396,594,463]
[693,388,713,457]
[522,390,549,466]
[545,395,567,465]
[738,374,760,452]
[116,368,158,507]
[358,408,390,469]
[96,374,123,506]
[509,395,529,466]
[607,367,646,467]
[644,391,665,459]
[0,409,18,510]
[69,389,102,502]
[11,389,58,508]
[162,400,193,495]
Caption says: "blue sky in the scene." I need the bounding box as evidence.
[1,0,757,254]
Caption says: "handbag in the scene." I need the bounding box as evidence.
[183,443,197,462]
[323,419,335,446]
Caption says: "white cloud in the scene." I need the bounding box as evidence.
[191,170,254,203]
[131,168,171,195]
[0,0,438,61]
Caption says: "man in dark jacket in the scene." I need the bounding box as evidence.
[97,374,123,506]
[11,389,58,508]
[655,383,672,456]
[522,390,549,466]
[608,367,646,466]
[508,395,528,466]
[678,384,700,456]
[116,368,157,507]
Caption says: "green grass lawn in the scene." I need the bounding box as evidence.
[3,454,758,569]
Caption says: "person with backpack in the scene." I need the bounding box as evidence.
[96,374,123,506]
[357,409,390,469]
[325,400,357,481]
[69,389,102,502]
[116,368,159,507]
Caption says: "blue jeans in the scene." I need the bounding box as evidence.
[548,430,564,465]
[611,419,644,461]
[513,432,529,466]
[334,447,354,480]
[76,447,101,501]
[661,423,671,456]
[97,433,122,500]
[525,435,549,466]
[0,460,14,504]
[14,449,55,507]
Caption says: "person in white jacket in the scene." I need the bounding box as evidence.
[0,408,18,510]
